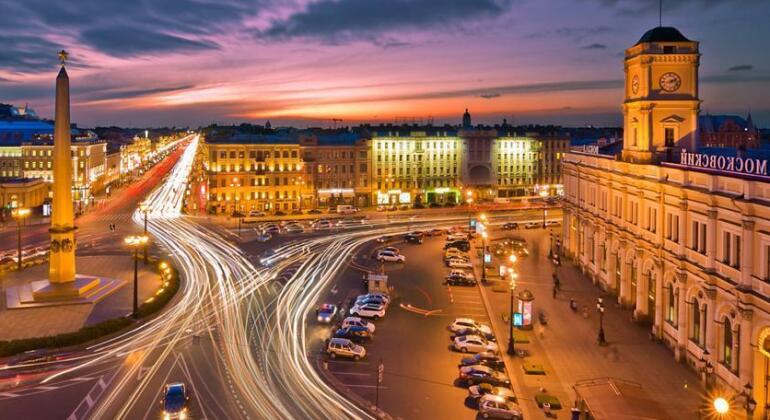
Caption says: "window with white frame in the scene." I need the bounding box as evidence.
[691,220,707,254]
[722,230,741,269]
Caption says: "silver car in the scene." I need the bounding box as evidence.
[479,394,523,419]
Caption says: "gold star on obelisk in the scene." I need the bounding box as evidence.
[58,50,69,66]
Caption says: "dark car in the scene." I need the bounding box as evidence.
[307,209,322,214]
[334,326,372,343]
[459,365,511,386]
[445,274,477,287]
[502,222,518,230]
[459,351,506,371]
[161,382,190,419]
[427,228,445,236]
[451,327,496,342]
[444,240,470,252]
[405,233,423,244]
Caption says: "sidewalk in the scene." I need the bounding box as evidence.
[475,229,703,419]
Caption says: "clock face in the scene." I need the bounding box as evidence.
[631,75,640,94]
[659,72,681,92]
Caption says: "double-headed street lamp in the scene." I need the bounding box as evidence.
[125,234,149,318]
[139,203,150,264]
[597,297,606,345]
[507,255,518,355]
[12,208,30,271]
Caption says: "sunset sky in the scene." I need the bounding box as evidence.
[1,0,769,128]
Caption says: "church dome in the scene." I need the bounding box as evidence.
[636,26,690,44]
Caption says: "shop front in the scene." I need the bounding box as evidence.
[376,189,411,205]
[425,187,459,205]
[317,188,356,208]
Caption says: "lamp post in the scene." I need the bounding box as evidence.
[743,383,757,418]
[139,203,150,264]
[540,189,549,228]
[125,234,149,318]
[11,208,30,271]
[507,255,518,355]
[466,196,474,230]
[597,297,606,345]
[481,230,488,283]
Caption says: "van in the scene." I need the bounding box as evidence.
[337,205,357,215]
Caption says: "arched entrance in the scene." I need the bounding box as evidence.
[469,165,492,184]
[753,328,770,417]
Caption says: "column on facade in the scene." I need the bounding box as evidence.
[704,290,716,353]
[637,270,649,317]
[737,309,753,387]
[740,220,755,289]
[678,200,688,256]
[617,242,628,305]
[654,263,664,337]
[730,325,740,372]
[705,210,718,271]
[675,272,688,361]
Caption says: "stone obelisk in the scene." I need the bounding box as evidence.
[48,50,77,284]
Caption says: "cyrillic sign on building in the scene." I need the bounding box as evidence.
[680,149,768,177]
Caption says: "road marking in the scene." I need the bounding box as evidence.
[331,372,372,376]
[0,391,21,398]
[67,369,119,420]
[344,384,389,389]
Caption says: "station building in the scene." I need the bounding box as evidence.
[563,25,770,413]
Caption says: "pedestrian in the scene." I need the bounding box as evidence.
[554,276,561,291]
[552,285,557,299]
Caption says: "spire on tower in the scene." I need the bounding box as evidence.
[58,50,69,67]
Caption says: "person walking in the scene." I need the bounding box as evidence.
[552,285,557,299]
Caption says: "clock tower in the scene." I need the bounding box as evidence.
[621,26,700,163]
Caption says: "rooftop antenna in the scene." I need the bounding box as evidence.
[659,0,663,27]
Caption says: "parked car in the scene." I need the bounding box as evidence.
[398,204,409,211]
[376,206,387,212]
[405,233,423,244]
[317,303,338,323]
[447,258,473,269]
[445,273,477,287]
[468,383,517,404]
[450,318,493,335]
[451,327,496,342]
[444,241,471,252]
[453,335,499,353]
[350,302,386,319]
[478,394,523,419]
[313,220,333,230]
[307,209,323,214]
[524,221,540,229]
[285,223,304,233]
[446,233,469,242]
[160,382,190,419]
[545,220,561,227]
[444,248,470,261]
[334,326,372,343]
[382,246,400,255]
[256,233,272,242]
[327,338,366,361]
[459,351,506,371]
[427,228,446,236]
[355,295,389,307]
[502,222,518,230]
[377,250,405,263]
[263,225,281,235]
[243,211,266,223]
[341,316,376,333]
[459,365,511,386]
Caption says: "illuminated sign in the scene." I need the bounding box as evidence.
[512,313,523,327]
[679,149,768,177]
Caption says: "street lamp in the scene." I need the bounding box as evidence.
[466,196,474,230]
[125,234,149,318]
[596,297,606,345]
[481,230,488,283]
[507,266,518,355]
[11,208,30,271]
[741,383,757,418]
[540,189,549,228]
[713,396,730,417]
[139,203,150,264]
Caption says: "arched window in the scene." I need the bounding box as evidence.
[666,286,676,323]
[691,299,701,343]
[723,317,733,368]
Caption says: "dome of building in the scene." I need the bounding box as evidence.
[636,26,690,44]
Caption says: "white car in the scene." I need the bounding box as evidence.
[453,335,499,353]
[545,220,561,227]
[341,316,376,333]
[479,394,523,419]
[313,220,333,230]
[524,221,540,229]
[350,303,386,319]
[285,224,304,233]
[448,269,473,280]
[446,233,469,242]
[382,246,400,255]
[444,248,469,261]
[447,258,473,269]
[377,250,405,263]
[450,318,493,335]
